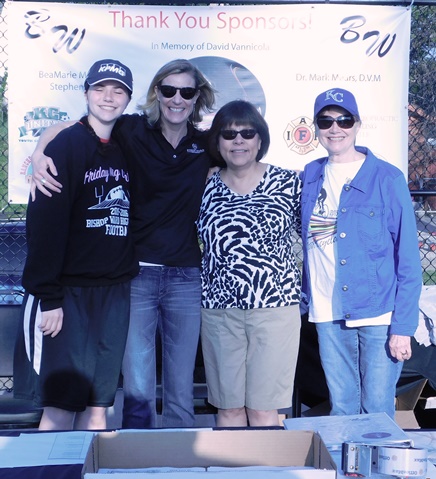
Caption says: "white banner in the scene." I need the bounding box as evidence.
[6,2,411,203]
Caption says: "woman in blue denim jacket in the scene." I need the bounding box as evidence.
[300,88,422,418]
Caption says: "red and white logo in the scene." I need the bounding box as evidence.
[283,116,318,155]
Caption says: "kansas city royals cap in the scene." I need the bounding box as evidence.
[85,59,133,93]
[314,88,360,118]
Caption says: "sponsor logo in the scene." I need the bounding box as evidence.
[19,156,33,184]
[98,62,127,77]
[283,116,318,155]
[19,106,69,138]
[187,143,205,154]
[324,89,344,103]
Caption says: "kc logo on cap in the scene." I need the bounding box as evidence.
[324,89,346,104]
[314,87,360,119]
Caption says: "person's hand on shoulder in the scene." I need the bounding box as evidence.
[30,120,76,200]
[206,166,220,182]
[31,150,62,200]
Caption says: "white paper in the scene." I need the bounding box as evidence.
[406,430,436,463]
[86,471,328,479]
[97,467,207,473]
[283,412,411,450]
[422,396,436,409]
[0,431,94,467]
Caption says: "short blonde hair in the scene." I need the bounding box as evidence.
[138,59,216,125]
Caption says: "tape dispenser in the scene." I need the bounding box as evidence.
[342,441,428,478]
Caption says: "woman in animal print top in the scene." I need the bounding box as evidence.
[197,100,302,427]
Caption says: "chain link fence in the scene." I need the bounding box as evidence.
[408,5,436,284]
[0,3,435,309]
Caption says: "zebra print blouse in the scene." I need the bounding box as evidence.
[197,164,302,309]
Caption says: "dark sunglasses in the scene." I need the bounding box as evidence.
[316,115,356,130]
[158,85,197,100]
[220,129,257,140]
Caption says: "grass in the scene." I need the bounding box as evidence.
[423,271,436,285]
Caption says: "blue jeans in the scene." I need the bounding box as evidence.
[122,266,201,428]
[316,321,403,418]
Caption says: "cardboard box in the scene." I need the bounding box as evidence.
[82,429,336,478]
[395,378,428,429]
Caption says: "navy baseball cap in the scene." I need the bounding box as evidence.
[314,88,360,118]
[85,59,133,93]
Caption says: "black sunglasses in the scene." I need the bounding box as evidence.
[158,85,197,100]
[220,129,257,140]
[316,115,356,130]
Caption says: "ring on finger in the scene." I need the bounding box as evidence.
[41,177,46,185]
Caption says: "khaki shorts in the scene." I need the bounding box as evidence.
[201,305,301,411]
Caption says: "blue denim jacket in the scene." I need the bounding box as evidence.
[300,147,422,336]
